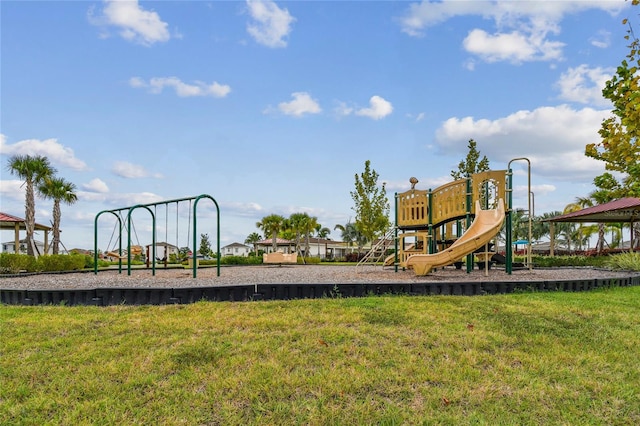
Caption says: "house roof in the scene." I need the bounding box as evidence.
[0,212,52,231]
[545,198,640,223]
[256,238,294,245]
[222,242,251,249]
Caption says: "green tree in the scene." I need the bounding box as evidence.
[288,212,309,254]
[256,214,286,251]
[450,139,490,180]
[302,215,319,257]
[244,232,262,255]
[334,222,367,254]
[315,224,331,239]
[37,176,77,255]
[6,155,56,256]
[586,0,639,198]
[350,160,390,246]
[198,233,212,257]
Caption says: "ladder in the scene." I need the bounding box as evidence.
[355,228,396,272]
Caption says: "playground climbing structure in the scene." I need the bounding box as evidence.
[390,170,510,276]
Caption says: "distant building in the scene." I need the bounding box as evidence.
[221,242,252,257]
[2,239,55,255]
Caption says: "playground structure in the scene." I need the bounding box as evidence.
[93,195,220,278]
[385,169,518,276]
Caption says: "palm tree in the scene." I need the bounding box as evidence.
[244,232,262,256]
[302,215,319,257]
[315,224,330,239]
[256,214,286,252]
[6,155,56,256]
[37,176,78,255]
[334,221,366,254]
[288,213,308,254]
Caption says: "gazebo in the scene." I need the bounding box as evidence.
[0,212,52,255]
[545,198,640,254]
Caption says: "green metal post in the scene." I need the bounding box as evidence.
[193,194,220,278]
[506,168,513,274]
[427,189,434,254]
[94,210,123,274]
[127,205,155,276]
[466,177,473,273]
[394,193,398,273]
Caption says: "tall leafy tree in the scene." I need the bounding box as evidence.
[197,233,212,257]
[37,176,77,255]
[256,214,286,251]
[244,232,262,255]
[586,0,639,198]
[350,160,390,245]
[450,139,490,180]
[6,155,56,256]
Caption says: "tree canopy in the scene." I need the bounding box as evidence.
[450,139,490,180]
[350,160,390,244]
[585,0,640,198]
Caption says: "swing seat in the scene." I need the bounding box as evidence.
[263,251,297,265]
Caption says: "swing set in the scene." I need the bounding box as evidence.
[93,194,220,278]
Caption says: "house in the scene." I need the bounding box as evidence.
[256,237,356,259]
[221,242,252,257]
[2,238,54,255]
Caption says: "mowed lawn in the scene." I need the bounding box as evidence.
[2,286,639,425]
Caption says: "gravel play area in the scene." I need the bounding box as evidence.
[2,265,638,291]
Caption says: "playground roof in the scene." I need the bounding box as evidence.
[0,212,52,231]
[545,198,640,223]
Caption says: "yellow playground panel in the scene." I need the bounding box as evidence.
[393,170,507,274]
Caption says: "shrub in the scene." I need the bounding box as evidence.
[0,253,36,274]
[606,252,640,271]
[345,253,365,263]
[524,255,608,268]
[220,256,262,265]
[299,257,321,264]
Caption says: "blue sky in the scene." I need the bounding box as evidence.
[0,0,635,251]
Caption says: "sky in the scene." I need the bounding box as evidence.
[0,0,636,252]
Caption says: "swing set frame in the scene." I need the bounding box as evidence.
[93,194,220,278]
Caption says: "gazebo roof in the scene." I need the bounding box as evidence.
[545,198,640,223]
[0,212,52,231]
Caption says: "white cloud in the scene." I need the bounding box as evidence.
[0,134,88,171]
[82,178,109,193]
[434,104,610,181]
[89,0,170,46]
[398,1,627,64]
[246,0,295,48]
[355,96,393,120]
[590,29,611,48]
[0,180,25,202]
[556,65,613,106]
[111,161,163,179]
[277,92,322,117]
[129,77,231,98]
[221,201,264,217]
[463,28,564,64]
[333,101,354,118]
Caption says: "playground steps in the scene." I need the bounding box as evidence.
[356,228,396,272]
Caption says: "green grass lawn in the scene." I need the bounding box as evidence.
[2,287,639,425]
